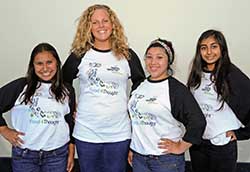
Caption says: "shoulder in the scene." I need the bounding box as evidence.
[228,63,249,79]
[168,76,193,98]
[227,63,250,87]
[226,64,250,99]
[66,52,83,63]
[127,48,142,67]
[168,76,187,90]
[128,48,139,60]
[1,77,27,89]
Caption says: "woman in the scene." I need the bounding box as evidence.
[127,38,206,172]
[0,43,76,172]
[187,29,250,172]
[62,4,145,172]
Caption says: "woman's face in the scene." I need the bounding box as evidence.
[145,47,169,81]
[200,36,221,71]
[33,51,57,81]
[91,9,113,48]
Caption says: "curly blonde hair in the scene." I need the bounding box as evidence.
[71,4,129,59]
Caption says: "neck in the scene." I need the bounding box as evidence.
[94,41,111,50]
[206,64,215,71]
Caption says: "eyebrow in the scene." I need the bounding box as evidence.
[200,42,219,47]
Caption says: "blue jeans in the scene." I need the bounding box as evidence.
[132,151,185,172]
[12,144,68,172]
[75,139,130,172]
[190,140,237,172]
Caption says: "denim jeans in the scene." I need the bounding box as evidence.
[12,144,68,172]
[75,139,130,172]
[190,140,237,172]
[132,151,185,172]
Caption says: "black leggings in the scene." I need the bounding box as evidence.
[189,139,237,172]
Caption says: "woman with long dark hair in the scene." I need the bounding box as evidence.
[187,29,250,172]
[0,43,76,172]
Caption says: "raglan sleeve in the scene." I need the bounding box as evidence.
[0,78,27,126]
[62,53,81,85]
[64,83,76,143]
[228,66,250,140]
[170,79,206,145]
[127,49,146,92]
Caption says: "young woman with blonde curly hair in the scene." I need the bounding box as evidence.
[62,4,145,172]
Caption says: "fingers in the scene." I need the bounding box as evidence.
[17,131,25,136]
[66,156,74,172]
[67,161,74,172]
[226,131,237,141]
[128,150,133,166]
[158,138,173,153]
[10,134,23,147]
[6,130,24,147]
[158,138,184,154]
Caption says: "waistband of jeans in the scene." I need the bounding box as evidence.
[131,149,184,158]
[16,143,68,154]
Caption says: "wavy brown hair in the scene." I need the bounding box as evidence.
[71,4,129,59]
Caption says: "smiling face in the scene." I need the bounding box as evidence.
[33,51,57,81]
[145,47,169,81]
[90,8,113,49]
[200,36,222,71]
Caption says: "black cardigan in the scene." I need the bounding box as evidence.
[226,64,250,140]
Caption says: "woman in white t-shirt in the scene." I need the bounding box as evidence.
[0,43,76,172]
[128,38,206,172]
[187,29,250,172]
[62,4,145,172]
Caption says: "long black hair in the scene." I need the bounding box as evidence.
[22,43,68,104]
[187,29,231,107]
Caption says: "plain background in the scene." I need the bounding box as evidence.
[0,0,249,162]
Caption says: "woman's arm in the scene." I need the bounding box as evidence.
[66,143,75,172]
[158,139,192,154]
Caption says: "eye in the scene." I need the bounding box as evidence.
[200,46,207,51]
[156,55,165,59]
[34,61,43,66]
[47,60,53,64]
[145,55,152,59]
[211,44,219,49]
[91,21,97,25]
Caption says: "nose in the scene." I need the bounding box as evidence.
[207,47,212,54]
[151,58,158,64]
[42,64,48,71]
[99,21,104,27]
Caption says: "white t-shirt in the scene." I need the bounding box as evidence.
[11,83,70,151]
[191,72,242,145]
[128,79,183,155]
[73,48,131,143]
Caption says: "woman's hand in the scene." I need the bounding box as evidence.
[226,130,237,141]
[66,143,75,172]
[0,126,24,147]
[158,138,192,154]
[127,150,133,167]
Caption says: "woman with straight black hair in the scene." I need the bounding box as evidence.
[187,29,250,172]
